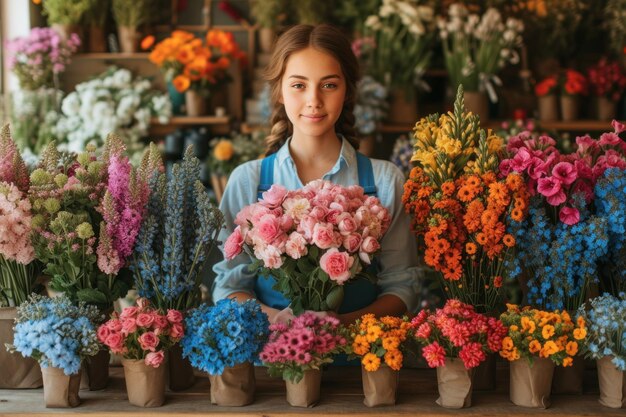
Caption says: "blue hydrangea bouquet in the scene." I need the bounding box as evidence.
[7,294,101,407]
[181,298,269,406]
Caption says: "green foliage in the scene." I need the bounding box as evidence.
[42,0,96,25]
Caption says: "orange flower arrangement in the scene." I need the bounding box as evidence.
[402,86,530,313]
[499,304,586,367]
[145,29,245,93]
[347,314,411,372]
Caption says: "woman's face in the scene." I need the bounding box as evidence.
[280,47,346,140]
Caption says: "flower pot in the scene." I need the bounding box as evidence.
[80,349,110,391]
[551,355,584,395]
[473,352,496,391]
[285,369,322,407]
[41,366,81,408]
[168,342,195,391]
[88,25,107,53]
[362,364,398,407]
[185,90,208,117]
[210,174,229,203]
[208,362,255,406]
[597,356,626,408]
[463,91,489,123]
[167,81,186,116]
[359,135,376,157]
[510,357,555,408]
[537,94,558,121]
[117,26,140,53]
[436,358,475,409]
[122,358,166,407]
[258,27,276,53]
[0,307,42,389]
[560,95,580,121]
[386,89,418,125]
[596,97,617,121]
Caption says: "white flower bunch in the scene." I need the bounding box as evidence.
[55,66,171,158]
[438,3,524,100]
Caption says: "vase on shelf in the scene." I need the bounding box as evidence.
[597,356,626,409]
[121,358,166,407]
[596,97,617,121]
[537,94,558,121]
[41,366,81,408]
[386,89,418,125]
[185,90,208,117]
[208,362,255,406]
[88,25,107,53]
[0,307,42,389]
[509,357,555,409]
[436,358,475,409]
[560,95,580,121]
[285,369,321,407]
[167,81,185,116]
[362,364,398,407]
[117,26,140,53]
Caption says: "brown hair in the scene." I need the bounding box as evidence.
[263,24,360,155]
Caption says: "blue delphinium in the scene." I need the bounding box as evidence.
[577,293,626,371]
[507,197,609,310]
[594,168,626,294]
[8,294,101,375]
[181,299,269,376]
[132,146,224,310]
[354,76,388,135]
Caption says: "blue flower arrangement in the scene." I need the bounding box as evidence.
[354,75,387,136]
[507,197,609,311]
[577,293,626,371]
[181,299,270,376]
[8,294,101,375]
[131,145,224,311]
[389,134,413,178]
[594,168,626,295]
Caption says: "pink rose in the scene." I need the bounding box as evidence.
[285,232,308,259]
[255,214,282,244]
[97,324,111,343]
[559,206,580,225]
[319,248,354,284]
[145,350,165,368]
[255,244,283,269]
[261,185,288,208]
[309,206,328,221]
[537,176,562,197]
[170,323,184,339]
[551,162,577,185]
[312,223,336,249]
[105,333,124,352]
[224,226,244,259]
[599,132,621,146]
[119,306,138,319]
[360,236,381,254]
[107,319,122,332]
[138,331,160,352]
[153,315,168,329]
[121,318,137,335]
[166,309,183,324]
[136,313,155,328]
[612,120,625,134]
[326,209,342,224]
[337,213,358,235]
[343,233,362,253]
[297,215,317,240]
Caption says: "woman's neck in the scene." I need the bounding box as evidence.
[288,131,342,184]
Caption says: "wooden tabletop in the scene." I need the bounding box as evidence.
[0,363,622,417]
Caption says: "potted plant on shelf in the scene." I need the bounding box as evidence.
[534,75,559,121]
[587,58,626,121]
[438,3,524,122]
[41,0,92,46]
[111,0,160,53]
[250,0,287,53]
[558,69,587,121]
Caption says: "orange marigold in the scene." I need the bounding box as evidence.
[433,238,451,254]
[441,181,455,196]
[481,209,499,227]
[476,233,488,245]
[481,172,497,185]
[466,175,481,187]
[465,242,477,255]
[503,234,516,247]
[511,208,524,222]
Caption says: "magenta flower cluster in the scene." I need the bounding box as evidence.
[5,27,80,90]
[500,120,626,225]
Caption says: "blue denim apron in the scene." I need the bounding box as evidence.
[253,151,380,314]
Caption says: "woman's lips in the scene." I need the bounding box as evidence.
[301,114,326,122]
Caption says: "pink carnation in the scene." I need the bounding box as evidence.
[459,342,486,369]
[319,248,353,284]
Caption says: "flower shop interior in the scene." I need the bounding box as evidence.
[1,0,626,416]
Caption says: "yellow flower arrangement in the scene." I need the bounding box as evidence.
[499,304,587,367]
[347,314,410,372]
[145,29,244,93]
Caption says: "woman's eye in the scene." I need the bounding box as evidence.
[323,83,337,89]
[291,83,305,89]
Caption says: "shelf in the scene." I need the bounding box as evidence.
[73,53,150,60]
[149,116,231,136]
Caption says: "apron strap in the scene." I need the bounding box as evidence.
[257,152,277,199]
[356,151,377,197]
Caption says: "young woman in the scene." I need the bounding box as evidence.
[212,24,422,324]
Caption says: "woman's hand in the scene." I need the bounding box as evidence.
[271,306,296,324]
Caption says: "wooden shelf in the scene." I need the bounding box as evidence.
[0,364,621,417]
[73,53,150,60]
[149,116,231,136]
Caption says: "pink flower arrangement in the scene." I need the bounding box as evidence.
[410,299,507,369]
[224,180,391,314]
[5,27,80,90]
[97,136,151,275]
[499,121,626,225]
[259,312,347,382]
[0,182,35,265]
[97,298,184,368]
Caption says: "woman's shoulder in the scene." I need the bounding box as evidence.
[229,158,263,182]
[367,157,404,181]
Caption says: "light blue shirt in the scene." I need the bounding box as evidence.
[212,137,423,312]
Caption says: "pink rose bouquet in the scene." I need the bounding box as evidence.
[97,298,183,368]
[259,312,347,383]
[224,179,391,314]
[410,299,507,369]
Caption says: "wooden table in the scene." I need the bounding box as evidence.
[0,363,622,416]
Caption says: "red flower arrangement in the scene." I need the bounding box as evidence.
[410,299,507,369]
[587,58,626,102]
[560,69,588,96]
[534,75,558,97]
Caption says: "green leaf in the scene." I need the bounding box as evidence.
[296,258,315,274]
[308,246,319,259]
[76,288,108,304]
[325,285,344,312]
